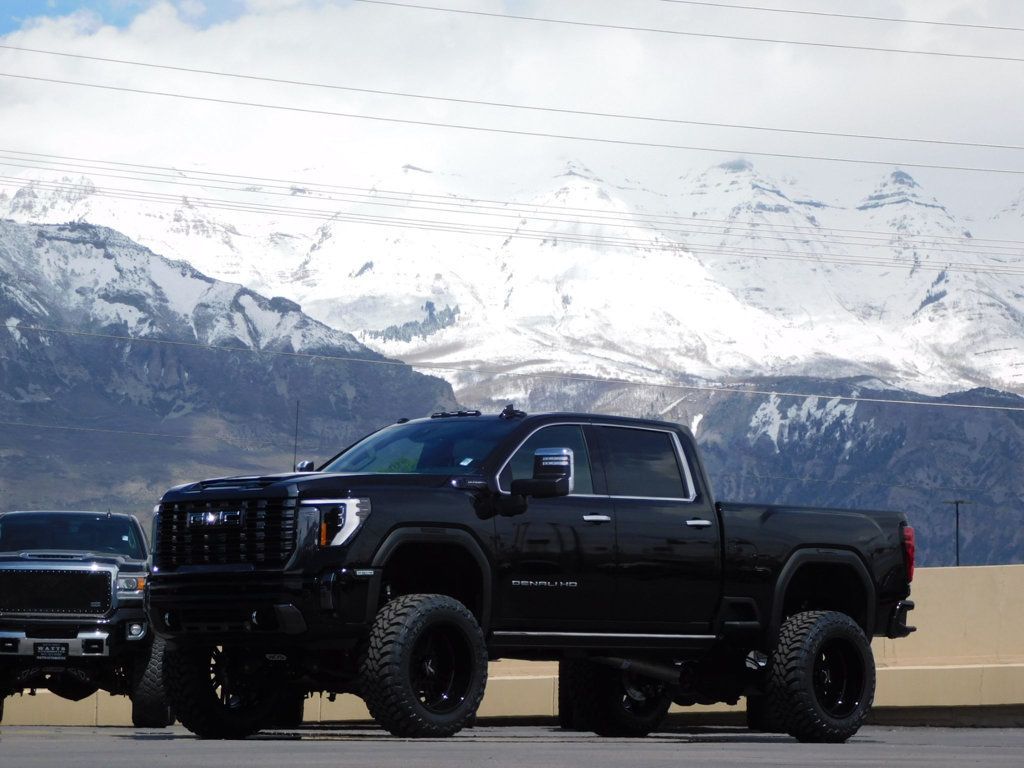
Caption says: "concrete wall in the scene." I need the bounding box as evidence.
[4,564,1023,726]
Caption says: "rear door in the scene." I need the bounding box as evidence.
[596,425,721,635]
[492,423,617,630]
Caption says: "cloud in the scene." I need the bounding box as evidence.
[0,0,1020,220]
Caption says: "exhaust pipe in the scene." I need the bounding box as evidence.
[591,657,681,685]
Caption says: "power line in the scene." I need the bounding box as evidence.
[3,156,1020,261]
[5,175,1023,276]
[350,0,1024,64]
[2,72,1024,177]
[5,147,1021,249]
[656,0,1024,34]
[14,323,1024,413]
[0,418,203,440]
[0,42,1019,152]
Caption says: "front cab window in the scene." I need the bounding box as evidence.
[499,425,594,495]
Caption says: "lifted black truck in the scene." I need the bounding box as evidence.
[0,511,172,726]
[148,407,916,742]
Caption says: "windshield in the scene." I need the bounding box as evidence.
[322,418,519,476]
[0,513,147,559]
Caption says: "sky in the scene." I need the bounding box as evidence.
[0,0,1022,228]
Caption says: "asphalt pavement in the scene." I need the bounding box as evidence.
[1,724,1022,767]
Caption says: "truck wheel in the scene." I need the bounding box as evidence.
[766,610,875,743]
[131,635,175,728]
[265,687,306,729]
[163,645,278,739]
[557,660,586,730]
[360,594,488,737]
[571,662,672,737]
[745,693,785,733]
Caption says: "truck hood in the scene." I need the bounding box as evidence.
[0,550,147,569]
[163,471,467,501]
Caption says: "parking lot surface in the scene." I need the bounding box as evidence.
[1,724,1022,767]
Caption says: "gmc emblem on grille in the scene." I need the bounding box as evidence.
[188,510,244,527]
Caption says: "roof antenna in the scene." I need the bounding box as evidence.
[500,403,526,419]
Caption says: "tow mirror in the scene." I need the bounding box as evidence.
[295,460,316,472]
[510,447,574,498]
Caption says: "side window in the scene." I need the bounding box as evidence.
[600,427,689,499]
[500,425,594,495]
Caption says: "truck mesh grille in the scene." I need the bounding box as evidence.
[0,569,112,615]
[155,499,298,569]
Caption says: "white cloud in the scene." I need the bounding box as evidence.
[0,0,1021,220]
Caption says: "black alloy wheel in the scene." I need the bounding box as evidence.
[163,644,280,739]
[409,623,474,715]
[812,637,865,719]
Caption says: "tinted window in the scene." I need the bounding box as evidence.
[500,425,594,495]
[322,418,519,475]
[0,513,147,559]
[600,427,688,499]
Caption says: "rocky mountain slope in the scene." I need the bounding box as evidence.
[0,219,456,515]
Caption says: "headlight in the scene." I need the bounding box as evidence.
[117,576,146,592]
[301,498,372,547]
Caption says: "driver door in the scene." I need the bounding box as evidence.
[492,424,617,631]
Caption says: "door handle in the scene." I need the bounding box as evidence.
[582,514,612,523]
[685,518,713,528]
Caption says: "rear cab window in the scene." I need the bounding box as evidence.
[598,426,693,500]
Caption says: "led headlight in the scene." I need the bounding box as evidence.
[301,498,372,547]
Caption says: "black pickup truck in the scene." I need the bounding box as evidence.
[0,511,172,726]
[148,407,915,742]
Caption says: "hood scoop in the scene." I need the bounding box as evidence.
[19,551,87,560]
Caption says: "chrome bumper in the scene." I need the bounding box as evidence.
[0,629,113,657]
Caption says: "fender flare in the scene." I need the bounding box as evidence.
[769,548,876,640]
[370,527,493,631]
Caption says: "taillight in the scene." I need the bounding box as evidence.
[902,524,916,583]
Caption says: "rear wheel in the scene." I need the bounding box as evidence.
[766,610,875,743]
[360,594,488,737]
[163,645,279,739]
[568,661,672,737]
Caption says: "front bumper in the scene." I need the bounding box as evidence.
[0,606,150,659]
[147,568,378,648]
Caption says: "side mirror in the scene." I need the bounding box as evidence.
[509,447,574,499]
[295,460,316,472]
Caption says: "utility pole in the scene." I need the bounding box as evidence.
[293,399,300,471]
[943,499,973,566]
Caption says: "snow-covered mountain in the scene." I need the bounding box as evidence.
[2,160,1022,409]
[0,219,455,513]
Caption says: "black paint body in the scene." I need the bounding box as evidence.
[147,413,914,672]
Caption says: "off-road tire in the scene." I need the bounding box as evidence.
[131,635,175,728]
[0,695,5,724]
[745,693,785,733]
[360,594,488,737]
[266,688,306,729]
[766,610,875,743]
[569,661,672,737]
[557,659,587,730]
[163,645,278,739]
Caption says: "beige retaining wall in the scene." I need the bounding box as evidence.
[4,564,1023,726]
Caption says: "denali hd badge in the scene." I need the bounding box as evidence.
[188,509,244,527]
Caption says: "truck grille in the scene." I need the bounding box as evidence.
[0,569,113,615]
[155,499,298,569]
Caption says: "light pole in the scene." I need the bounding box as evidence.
[943,499,974,566]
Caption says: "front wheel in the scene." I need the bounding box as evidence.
[766,610,876,743]
[131,635,174,728]
[163,645,280,739]
[360,594,488,737]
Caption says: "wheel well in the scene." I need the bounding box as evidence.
[780,563,870,633]
[380,543,486,626]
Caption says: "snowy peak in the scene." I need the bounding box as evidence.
[857,170,945,213]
